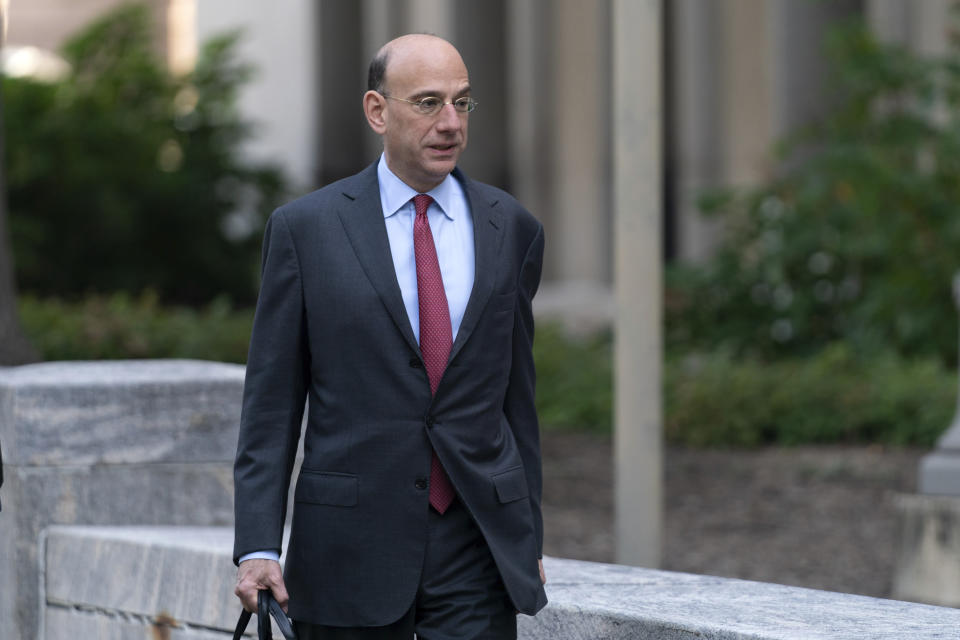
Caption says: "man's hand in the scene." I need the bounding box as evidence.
[539,559,546,584]
[235,558,289,613]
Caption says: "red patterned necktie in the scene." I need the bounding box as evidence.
[413,193,456,514]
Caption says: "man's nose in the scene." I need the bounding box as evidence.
[435,103,462,131]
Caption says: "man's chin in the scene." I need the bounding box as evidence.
[424,156,459,177]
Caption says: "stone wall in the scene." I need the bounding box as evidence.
[0,361,246,640]
[41,525,960,640]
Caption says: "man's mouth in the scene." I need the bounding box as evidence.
[429,143,457,153]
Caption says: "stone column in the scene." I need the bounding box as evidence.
[670,0,723,263]
[404,0,454,40]
[550,0,612,284]
[361,0,401,64]
[454,0,508,188]
[769,0,862,139]
[670,0,778,264]
[722,0,774,180]
[0,361,246,640]
[317,0,367,184]
[867,0,952,56]
[613,0,663,568]
[506,0,551,225]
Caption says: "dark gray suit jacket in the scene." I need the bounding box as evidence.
[233,162,547,626]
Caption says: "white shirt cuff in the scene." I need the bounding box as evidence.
[238,550,280,564]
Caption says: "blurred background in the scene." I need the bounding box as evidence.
[3,0,960,601]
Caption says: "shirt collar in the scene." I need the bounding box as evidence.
[378,153,456,221]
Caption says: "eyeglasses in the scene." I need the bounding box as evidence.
[381,93,478,116]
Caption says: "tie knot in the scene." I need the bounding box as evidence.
[413,194,433,218]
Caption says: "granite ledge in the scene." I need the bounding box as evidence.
[0,360,245,388]
[41,525,960,640]
[0,360,246,466]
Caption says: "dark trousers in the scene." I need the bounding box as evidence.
[294,499,516,640]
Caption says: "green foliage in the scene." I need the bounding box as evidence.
[667,21,960,364]
[5,4,284,305]
[533,324,613,432]
[19,292,253,362]
[666,344,955,447]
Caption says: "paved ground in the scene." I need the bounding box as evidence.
[540,431,924,599]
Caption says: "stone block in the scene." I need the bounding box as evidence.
[44,526,244,632]
[0,360,245,467]
[918,451,960,495]
[0,360,246,640]
[893,492,960,606]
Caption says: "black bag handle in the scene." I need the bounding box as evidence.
[233,590,297,640]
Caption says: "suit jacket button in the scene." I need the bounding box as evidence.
[409,358,423,369]
[425,415,435,427]
[415,478,427,490]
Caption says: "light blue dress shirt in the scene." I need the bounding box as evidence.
[378,153,475,344]
[239,155,476,565]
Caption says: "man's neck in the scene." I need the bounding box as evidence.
[382,155,445,193]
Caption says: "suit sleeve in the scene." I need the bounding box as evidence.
[503,224,545,557]
[233,210,310,564]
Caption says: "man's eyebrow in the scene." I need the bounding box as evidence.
[407,85,472,100]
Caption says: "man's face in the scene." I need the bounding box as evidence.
[377,38,470,193]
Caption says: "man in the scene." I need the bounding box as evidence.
[233,34,546,639]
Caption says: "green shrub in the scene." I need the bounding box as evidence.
[665,344,955,447]
[6,4,284,305]
[19,292,253,362]
[533,324,613,432]
[667,20,960,365]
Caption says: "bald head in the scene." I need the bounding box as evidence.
[367,34,466,95]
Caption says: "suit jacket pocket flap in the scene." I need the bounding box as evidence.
[492,466,528,504]
[295,471,358,506]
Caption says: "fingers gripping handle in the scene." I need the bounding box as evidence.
[233,590,297,640]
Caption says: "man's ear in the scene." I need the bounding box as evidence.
[363,90,387,134]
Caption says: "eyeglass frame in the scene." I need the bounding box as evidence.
[379,92,478,116]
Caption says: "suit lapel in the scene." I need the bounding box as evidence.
[449,169,505,363]
[336,164,421,356]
